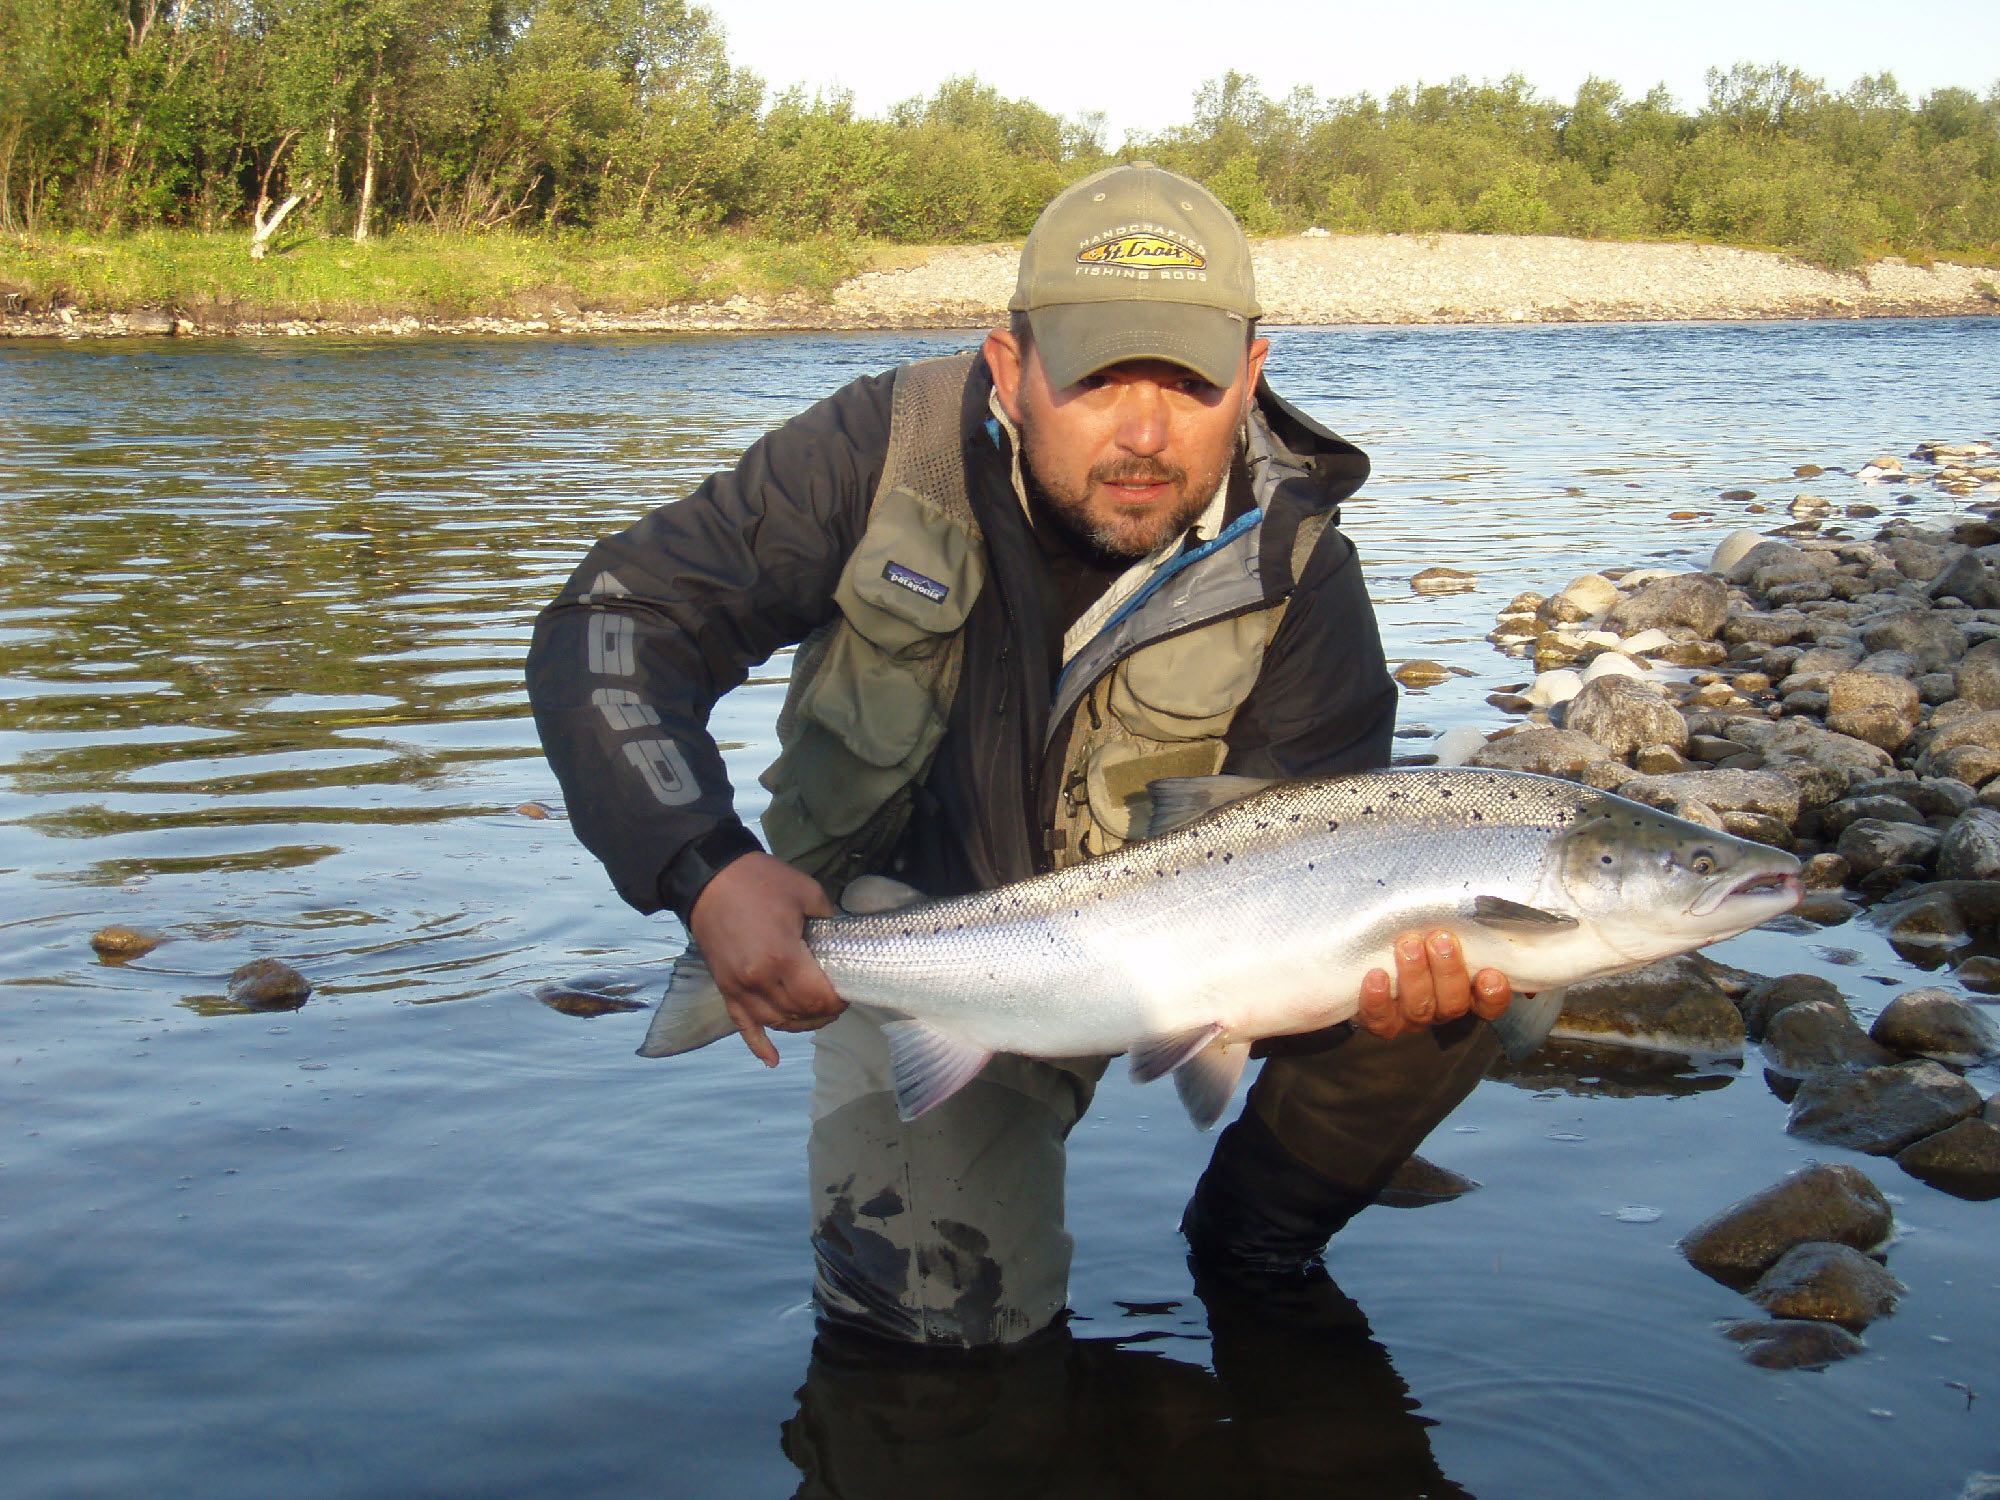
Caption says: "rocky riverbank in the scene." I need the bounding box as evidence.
[5,234,1996,338]
[1404,435,2000,1373]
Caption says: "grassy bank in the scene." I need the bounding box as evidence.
[0,230,885,322]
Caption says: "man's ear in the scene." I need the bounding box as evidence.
[982,328,1026,424]
[1242,336,1270,415]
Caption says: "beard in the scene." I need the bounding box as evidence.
[1020,422,1241,563]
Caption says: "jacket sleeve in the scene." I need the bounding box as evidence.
[524,371,894,916]
[1221,523,1398,779]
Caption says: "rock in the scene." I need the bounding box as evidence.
[1725,717,1894,805]
[227,958,312,1009]
[1878,885,1981,957]
[1679,1163,1893,1286]
[1411,566,1477,595]
[1737,973,1846,1040]
[1930,549,2000,610]
[1604,572,1730,639]
[90,925,163,959]
[1375,1153,1482,1207]
[1850,774,1976,819]
[1562,676,1688,759]
[1722,609,1816,647]
[1393,659,1455,689]
[1618,628,1674,656]
[1710,528,1767,573]
[1887,535,1964,581]
[1787,1060,1983,1155]
[1720,1319,1865,1371]
[1746,1242,1905,1328]
[1920,709,2000,765]
[1953,955,2000,993]
[1894,1117,2000,1199]
[1553,956,1745,1055]
[1652,639,1729,668]
[1952,637,2000,708]
[515,801,555,819]
[1825,671,1920,751]
[1762,1000,1899,1076]
[1632,743,1694,775]
[1791,492,1833,517]
[1801,852,1850,889]
[1818,793,1927,839]
[1929,744,2000,788]
[1938,807,2000,880]
[1543,573,1621,624]
[1870,987,2000,1063]
[1835,818,1940,877]
[534,985,647,1018]
[1860,609,1968,674]
[1778,643,1866,692]
[1688,733,1758,764]
[1579,651,1648,684]
[1430,725,1489,767]
[1521,669,1584,708]
[1616,769,1801,823]
[1793,891,1859,926]
[1719,810,1797,850]
[1466,728,1611,778]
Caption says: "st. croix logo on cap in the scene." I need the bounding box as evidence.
[1076,232,1206,270]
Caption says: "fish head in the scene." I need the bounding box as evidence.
[1556,796,1803,960]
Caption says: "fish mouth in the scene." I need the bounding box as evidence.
[1726,870,1803,906]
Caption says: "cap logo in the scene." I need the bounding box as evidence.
[1076,231,1206,271]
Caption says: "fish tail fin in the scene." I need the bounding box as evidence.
[636,948,736,1058]
[1489,987,1566,1063]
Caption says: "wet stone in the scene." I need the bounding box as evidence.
[1738,973,1845,1042]
[1793,891,1859,927]
[1746,1242,1905,1328]
[1787,1061,1983,1155]
[1835,818,1940,877]
[1376,1154,1481,1208]
[1953,955,2000,993]
[1870,987,2000,1064]
[1801,853,1850,890]
[1762,1001,1899,1076]
[1679,1163,1893,1287]
[534,984,646,1018]
[1894,1117,2000,1199]
[1604,572,1730,639]
[227,958,312,1010]
[1721,1318,1868,1371]
[1554,956,1745,1056]
[1817,794,1926,839]
[1410,566,1477,595]
[1938,807,2000,881]
[90,925,162,959]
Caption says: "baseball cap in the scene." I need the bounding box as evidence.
[1010,161,1260,390]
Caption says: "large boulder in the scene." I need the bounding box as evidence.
[1678,1163,1893,1286]
[1762,1000,1900,1076]
[1466,728,1611,778]
[1825,671,1921,752]
[1552,956,1745,1055]
[1870,987,2000,1064]
[1952,637,2000,709]
[1724,718,1894,806]
[1929,548,2000,609]
[1860,609,1969,674]
[1605,573,1730,639]
[1787,1060,1984,1155]
[1746,1242,1905,1328]
[1834,818,1941,876]
[1561,676,1688,760]
[1895,1118,2000,1199]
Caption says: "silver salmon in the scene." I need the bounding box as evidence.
[639,767,1803,1127]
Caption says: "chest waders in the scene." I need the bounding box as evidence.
[783,355,1335,1346]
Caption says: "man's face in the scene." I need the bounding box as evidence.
[983,330,1270,560]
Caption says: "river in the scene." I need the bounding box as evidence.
[2,320,1997,1498]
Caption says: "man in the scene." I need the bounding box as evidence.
[527,162,1512,1347]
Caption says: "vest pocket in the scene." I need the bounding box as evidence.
[1108,610,1272,741]
[834,486,984,657]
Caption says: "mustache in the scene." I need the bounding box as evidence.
[1091,458,1187,488]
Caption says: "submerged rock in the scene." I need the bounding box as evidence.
[1679,1163,1893,1286]
[1376,1154,1481,1208]
[227,958,312,1010]
[1761,1001,1899,1077]
[1720,1318,1866,1370]
[1895,1117,2000,1199]
[1411,566,1477,595]
[90,925,163,960]
[1736,973,1846,1041]
[1554,956,1744,1055]
[1745,1242,1905,1328]
[1787,1060,1983,1155]
[1870,987,2000,1064]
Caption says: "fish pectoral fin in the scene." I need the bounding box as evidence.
[1129,1022,1224,1085]
[1468,894,1580,932]
[1142,775,1279,839]
[840,875,927,914]
[879,1017,993,1122]
[1172,1039,1251,1131]
[1489,986,1567,1062]
[636,947,736,1058]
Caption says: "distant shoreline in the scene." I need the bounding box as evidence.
[5,233,1995,339]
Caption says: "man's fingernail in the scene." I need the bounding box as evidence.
[1429,933,1455,959]
[1398,938,1424,962]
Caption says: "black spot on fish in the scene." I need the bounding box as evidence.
[1223,852,1233,863]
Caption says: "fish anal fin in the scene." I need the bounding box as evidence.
[880,1017,993,1121]
[1143,775,1278,840]
[1173,1039,1251,1130]
[637,947,736,1058]
[1490,987,1567,1062]
[840,875,927,915]
[1129,1022,1224,1085]
[1469,894,1580,933]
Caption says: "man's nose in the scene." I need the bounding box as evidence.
[1112,381,1169,455]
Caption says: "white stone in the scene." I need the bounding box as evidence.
[1620,628,1674,655]
[1582,652,1649,683]
[1522,669,1585,707]
[1432,725,1490,767]
[1711,529,1767,575]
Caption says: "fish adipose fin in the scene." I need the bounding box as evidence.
[1173,1039,1251,1130]
[1142,775,1280,839]
[1489,986,1567,1063]
[840,875,927,915]
[1129,1023,1224,1085]
[636,948,737,1058]
[1468,895,1580,933]
[880,1017,993,1121]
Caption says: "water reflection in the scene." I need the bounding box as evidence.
[1488,1039,1741,1099]
[785,1269,1468,1500]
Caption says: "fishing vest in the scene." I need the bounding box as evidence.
[760,353,1329,891]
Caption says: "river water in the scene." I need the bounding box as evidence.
[2,320,1997,1499]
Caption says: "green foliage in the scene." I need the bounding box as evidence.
[0,7,1995,275]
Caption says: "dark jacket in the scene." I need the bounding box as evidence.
[525,354,1397,920]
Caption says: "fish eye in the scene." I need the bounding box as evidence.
[1690,850,1717,875]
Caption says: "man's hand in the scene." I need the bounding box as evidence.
[1356,930,1512,1040]
[686,852,844,1067]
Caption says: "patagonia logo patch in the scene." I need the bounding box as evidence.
[1077,232,1206,270]
[883,560,949,605]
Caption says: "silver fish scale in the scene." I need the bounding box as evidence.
[801,769,1607,1047]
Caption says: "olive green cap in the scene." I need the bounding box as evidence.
[1010,161,1259,389]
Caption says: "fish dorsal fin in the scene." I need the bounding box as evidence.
[840,875,927,915]
[1172,1039,1251,1130]
[1143,775,1279,840]
[878,1016,992,1121]
[1468,895,1580,932]
[1128,1022,1224,1085]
